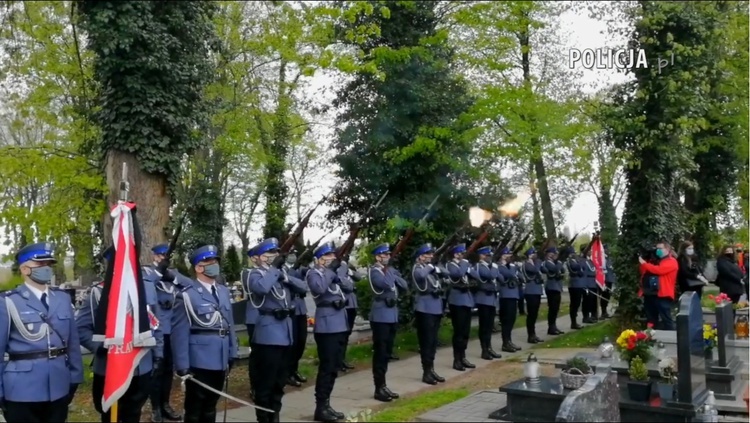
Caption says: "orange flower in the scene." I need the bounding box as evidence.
[708,294,715,300]
[307,317,315,326]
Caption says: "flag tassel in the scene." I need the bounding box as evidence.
[111,401,118,423]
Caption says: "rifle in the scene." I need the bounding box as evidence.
[391,195,440,260]
[336,190,389,260]
[491,221,518,262]
[295,231,331,268]
[432,221,470,264]
[279,193,329,254]
[511,231,533,257]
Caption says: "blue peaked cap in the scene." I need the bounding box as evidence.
[102,246,115,261]
[546,247,558,254]
[190,245,220,266]
[251,238,279,257]
[314,243,336,259]
[563,246,575,255]
[151,244,169,255]
[477,246,492,256]
[247,246,255,257]
[451,244,466,255]
[525,247,536,256]
[414,243,435,258]
[500,247,511,255]
[16,242,56,265]
[372,243,391,255]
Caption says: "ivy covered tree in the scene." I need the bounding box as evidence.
[609,1,726,329]
[78,1,217,263]
[221,244,242,283]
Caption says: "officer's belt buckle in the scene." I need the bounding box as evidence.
[49,348,64,359]
[218,328,228,337]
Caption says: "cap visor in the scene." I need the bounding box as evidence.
[31,256,57,264]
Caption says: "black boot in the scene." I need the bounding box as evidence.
[422,368,438,385]
[487,347,502,359]
[461,355,476,369]
[383,386,399,399]
[481,348,493,360]
[502,342,516,353]
[509,341,522,351]
[342,361,355,370]
[327,401,345,420]
[374,386,392,402]
[286,375,302,387]
[314,404,340,422]
[294,372,308,383]
[571,319,583,329]
[527,335,542,344]
[430,367,446,383]
[272,412,281,422]
[161,404,181,421]
[452,357,466,371]
[547,327,564,335]
[599,312,610,320]
[151,408,163,423]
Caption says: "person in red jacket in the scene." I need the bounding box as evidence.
[638,241,679,330]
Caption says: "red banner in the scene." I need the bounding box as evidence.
[591,236,606,290]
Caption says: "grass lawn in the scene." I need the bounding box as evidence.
[371,388,471,422]
[534,320,615,349]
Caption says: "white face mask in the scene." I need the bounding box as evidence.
[686,248,694,256]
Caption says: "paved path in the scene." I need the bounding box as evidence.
[219,296,585,422]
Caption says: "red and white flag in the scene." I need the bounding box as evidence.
[590,235,606,290]
[94,201,155,412]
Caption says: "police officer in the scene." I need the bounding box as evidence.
[540,247,565,336]
[581,247,599,323]
[307,243,348,422]
[241,247,261,400]
[0,242,84,422]
[368,243,407,402]
[565,247,586,330]
[446,244,475,371]
[521,248,543,344]
[143,243,182,422]
[600,245,615,319]
[339,259,359,373]
[247,238,306,422]
[77,247,164,423]
[497,247,521,352]
[470,246,501,360]
[171,245,239,423]
[411,244,446,385]
[283,252,310,387]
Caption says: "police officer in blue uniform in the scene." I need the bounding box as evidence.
[565,246,586,330]
[368,243,408,402]
[497,247,521,352]
[246,238,306,422]
[470,246,501,360]
[600,245,615,319]
[0,242,84,423]
[540,247,565,336]
[171,245,239,423]
[339,261,360,373]
[241,246,261,400]
[411,243,446,385]
[521,248,543,344]
[77,247,164,423]
[142,243,182,422]
[307,243,348,422]
[446,244,475,371]
[283,252,311,387]
[581,247,599,323]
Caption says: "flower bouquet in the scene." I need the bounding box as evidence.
[708,293,731,305]
[657,357,677,400]
[616,327,656,364]
[703,323,718,360]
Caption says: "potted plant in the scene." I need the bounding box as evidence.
[656,357,677,401]
[627,356,652,402]
[560,357,593,390]
[703,323,718,363]
[616,326,656,364]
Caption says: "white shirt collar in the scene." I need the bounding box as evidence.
[24,282,48,300]
[198,278,215,293]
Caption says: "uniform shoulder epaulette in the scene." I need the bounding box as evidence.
[3,288,19,297]
[49,286,62,291]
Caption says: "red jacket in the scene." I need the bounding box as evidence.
[638,256,679,300]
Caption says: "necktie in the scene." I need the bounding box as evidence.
[41,293,49,311]
[211,285,219,303]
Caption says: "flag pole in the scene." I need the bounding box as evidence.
[110,162,129,423]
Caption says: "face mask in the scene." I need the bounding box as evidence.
[725,253,735,259]
[655,249,666,258]
[203,263,220,278]
[380,257,390,266]
[29,266,53,284]
[686,248,694,256]
[286,254,297,266]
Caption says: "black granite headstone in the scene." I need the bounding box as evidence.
[675,292,708,407]
[715,302,733,367]
[556,365,620,422]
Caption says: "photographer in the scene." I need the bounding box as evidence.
[638,241,678,330]
[677,241,708,298]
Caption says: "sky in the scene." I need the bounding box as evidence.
[0,5,630,261]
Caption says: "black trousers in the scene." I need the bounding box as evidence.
[415,312,441,368]
[582,288,599,319]
[339,308,357,367]
[477,304,496,349]
[5,396,69,423]
[518,295,526,314]
[600,284,612,313]
[314,332,346,405]
[499,298,518,342]
[289,314,308,375]
[371,321,397,387]
[184,368,226,423]
[569,287,584,323]
[247,324,257,393]
[150,334,175,409]
[93,373,151,423]
[253,344,292,421]
[449,305,472,358]
[524,294,542,336]
[545,289,561,330]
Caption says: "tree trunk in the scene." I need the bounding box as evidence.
[263,61,291,240]
[598,179,619,249]
[103,151,171,265]
[531,173,545,242]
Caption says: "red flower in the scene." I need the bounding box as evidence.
[636,332,647,341]
[647,322,654,329]
[627,340,636,350]
[629,334,637,343]
[708,294,715,300]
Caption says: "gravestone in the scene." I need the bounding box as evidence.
[555,365,620,422]
[707,302,746,401]
[674,291,709,407]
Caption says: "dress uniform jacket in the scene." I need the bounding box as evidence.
[284,265,308,316]
[541,260,564,292]
[171,278,239,372]
[412,263,443,315]
[567,258,586,289]
[336,262,357,309]
[248,266,305,346]
[604,261,616,285]
[143,265,178,336]
[0,284,84,402]
[583,259,598,290]
[522,260,544,296]
[447,260,474,307]
[498,264,520,299]
[470,261,499,307]
[241,269,261,326]
[307,266,348,334]
[368,265,408,324]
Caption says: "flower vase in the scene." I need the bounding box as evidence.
[657,382,675,401]
[704,349,714,369]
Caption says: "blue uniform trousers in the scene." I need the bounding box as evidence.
[569,287,585,324]
[254,344,292,422]
[415,312,441,369]
[93,373,150,423]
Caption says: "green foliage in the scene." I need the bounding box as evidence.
[78,1,218,186]
[628,356,649,382]
[355,278,374,320]
[564,357,592,373]
[222,244,242,283]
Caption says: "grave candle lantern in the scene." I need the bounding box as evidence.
[598,336,614,359]
[524,353,540,384]
[735,314,749,339]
